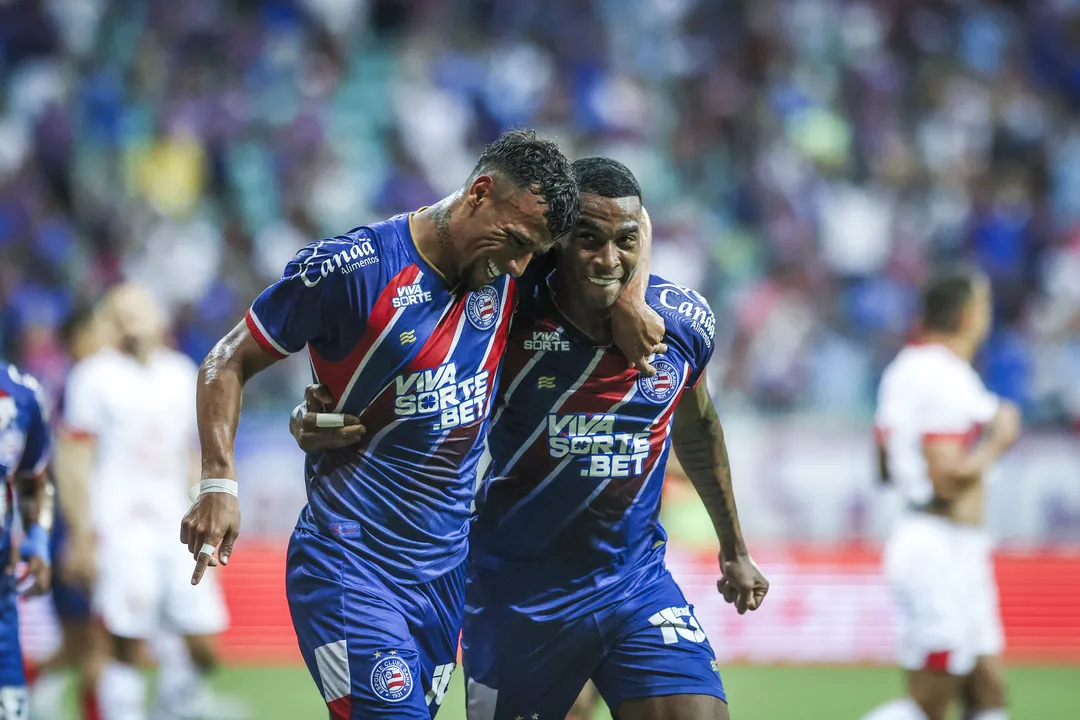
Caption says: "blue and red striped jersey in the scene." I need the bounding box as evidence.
[469,276,715,616]
[0,363,51,558]
[247,213,515,585]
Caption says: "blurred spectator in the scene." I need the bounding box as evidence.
[1,0,1078,426]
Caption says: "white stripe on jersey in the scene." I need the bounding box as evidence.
[497,380,640,527]
[330,272,442,414]
[499,348,606,476]
[609,359,689,533]
[363,295,468,454]
[490,324,568,429]
[248,308,290,357]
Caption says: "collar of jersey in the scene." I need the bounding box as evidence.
[407,207,456,289]
[543,271,613,350]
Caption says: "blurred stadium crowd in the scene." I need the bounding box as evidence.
[1,0,1079,424]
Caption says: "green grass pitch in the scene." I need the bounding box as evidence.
[206,664,1079,719]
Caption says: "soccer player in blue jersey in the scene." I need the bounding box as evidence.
[182,130,663,719]
[0,362,54,719]
[293,158,769,720]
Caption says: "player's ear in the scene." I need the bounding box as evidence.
[466,175,494,211]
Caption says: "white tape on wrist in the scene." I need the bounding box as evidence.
[315,413,345,428]
[200,478,239,497]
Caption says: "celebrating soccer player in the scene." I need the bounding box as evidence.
[864,268,1020,720]
[0,360,53,719]
[183,130,663,719]
[292,157,769,720]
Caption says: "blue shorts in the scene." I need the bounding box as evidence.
[49,513,90,621]
[462,563,725,720]
[0,574,26,690]
[286,527,464,720]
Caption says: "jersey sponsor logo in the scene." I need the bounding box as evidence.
[370,655,413,703]
[399,330,417,345]
[648,605,707,645]
[537,376,556,389]
[394,362,491,430]
[424,664,454,707]
[391,280,432,308]
[638,358,680,404]
[547,413,649,478]
[659,287,715,348]
[466,286,500,331]
[523,330,570,352]
[299,240,379,288]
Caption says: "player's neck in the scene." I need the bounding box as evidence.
[920,332,976,362]
[550,270,612,346]
[410,198,461,286]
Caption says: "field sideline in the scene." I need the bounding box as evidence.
[92,664,1076,719]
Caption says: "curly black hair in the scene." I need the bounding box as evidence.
[471,129,580,239]
[571,157,641,200]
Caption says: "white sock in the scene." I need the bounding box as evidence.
[29,671,69,720]
[970,711,1008,720]
[861,697,928,720]
[99,662,147,720]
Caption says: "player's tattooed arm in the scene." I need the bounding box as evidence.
[183,321,280,584]
[612,206,667,376]
[672,375,769,614]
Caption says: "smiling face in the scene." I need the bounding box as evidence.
[556,192,643,310]
[454,174,559,291]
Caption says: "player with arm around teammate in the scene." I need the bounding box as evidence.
[0,361,54,720]
[182,130,664,720]
[291,158,768,720]
[862,268,1020,720]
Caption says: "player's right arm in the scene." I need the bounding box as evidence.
[182,238,369,584]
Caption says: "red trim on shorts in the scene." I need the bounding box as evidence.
[922,428,979,446]
[327,696,352,719]
[924,650,951,672]
[59,425,97,441]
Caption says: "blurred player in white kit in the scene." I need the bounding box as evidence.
[57,284,243,720]
[862,268,1021,720]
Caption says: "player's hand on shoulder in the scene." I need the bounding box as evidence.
[717,551,769,615]
[611,294,667,377]
[181,488,241,585]
[289,384,366,453]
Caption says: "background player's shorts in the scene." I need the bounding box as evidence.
[49,512,91,621]
[462,563,725,720]
[286,526,464,720]
[93,529,228,639]
[0,687,28,720]
[884,512,1004,676]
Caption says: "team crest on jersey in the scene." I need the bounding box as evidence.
[638,358,680,404]
[371,656,413,703]
[466,286,500,331]
[0,395,16,429]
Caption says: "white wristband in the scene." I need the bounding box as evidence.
[189,478,239,503]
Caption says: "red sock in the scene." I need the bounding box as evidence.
[82,682,102,720]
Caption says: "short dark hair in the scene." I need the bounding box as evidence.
[471,129,580,238]
[60,302,97,348]
[571,157,642,200]
[921,266,983,333]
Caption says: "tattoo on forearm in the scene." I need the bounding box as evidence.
[672,400,744,553]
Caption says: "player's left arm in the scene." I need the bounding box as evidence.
[612,206,667,375]
[13,381,53,596]
[671,375,768,614]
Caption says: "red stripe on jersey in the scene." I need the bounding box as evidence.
[406,298,467,373]
[327,696,352,720]
[245,309,288,359]
[924,650,951,673]
[309,265,422,402]
[496,351,637,501]
[598,382,685,508]
[481,280,516,380]
[923,424,982,448]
